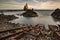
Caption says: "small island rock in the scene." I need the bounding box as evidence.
[22,3,38,17]
[22,10,38,17]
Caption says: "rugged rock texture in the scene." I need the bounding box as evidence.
[22,10,38,17]
[0,14,18,22]
[0,24,60,40]
[51,8,60,19]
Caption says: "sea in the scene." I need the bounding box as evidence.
[0,10,60,26]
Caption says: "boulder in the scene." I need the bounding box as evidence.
[51,8,60,19]
[22,10,38,17]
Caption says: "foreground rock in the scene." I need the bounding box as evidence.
[51,8,60,19]
[22,10,38,17]
[0,24,60,40]
[0,11,59,40]
[0,13,59,40]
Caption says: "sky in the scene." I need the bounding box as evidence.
[0,0,60,10]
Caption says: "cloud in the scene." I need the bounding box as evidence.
[0,4,23,9]
[29,1,60,9]
[0,0,23,5]
[36,0,60,2]
[0,0,60,9]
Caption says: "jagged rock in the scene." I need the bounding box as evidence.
[51,8,60,19]
[21,10,38,17]
[0,14,18,22]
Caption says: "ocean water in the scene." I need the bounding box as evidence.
[1,10,59,26]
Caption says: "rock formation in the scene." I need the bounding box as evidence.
[22,10,38,17]
[51,8,60,19]
[24,3,28,11]
[0,14,18,22]
[22,3,38,17]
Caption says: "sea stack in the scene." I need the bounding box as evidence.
[22,3,38,17]
[51,8,60,19]
[24,3,28,11]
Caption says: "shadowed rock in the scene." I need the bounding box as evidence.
[51,8,60,19]
[22,9,38,17]
[21,3,38,17]
[0,14,18,22]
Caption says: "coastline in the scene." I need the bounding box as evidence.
[0,10,60,40]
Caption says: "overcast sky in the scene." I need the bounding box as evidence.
[0,0,60,9]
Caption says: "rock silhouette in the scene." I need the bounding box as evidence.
[22,10,38,17]
[22,3,38,17]
[51,8,60,19]
[0,14,18,22]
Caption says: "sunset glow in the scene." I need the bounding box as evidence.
[0,0,60,10]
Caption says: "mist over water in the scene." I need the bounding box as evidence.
[11,15,56,25]
[0,10,58,26]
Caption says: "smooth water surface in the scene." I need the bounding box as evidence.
[1,10,59,26]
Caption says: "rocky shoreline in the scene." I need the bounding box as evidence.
[0,23,60,40]
[0,14,60,40]
[0,14,18,22]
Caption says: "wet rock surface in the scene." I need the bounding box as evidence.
[0,14,18,22]
[0,14,60,40]
[51,8,60,19]
[0,23,60,40]
[0,14,18,31]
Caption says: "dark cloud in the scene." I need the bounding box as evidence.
[37,0,60,2]
[0,0,60,4]
[51,0,60,2]
[0,0,60,9]
[0,0,59,6]
[0,0,12,2]
[0,0,14,4]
